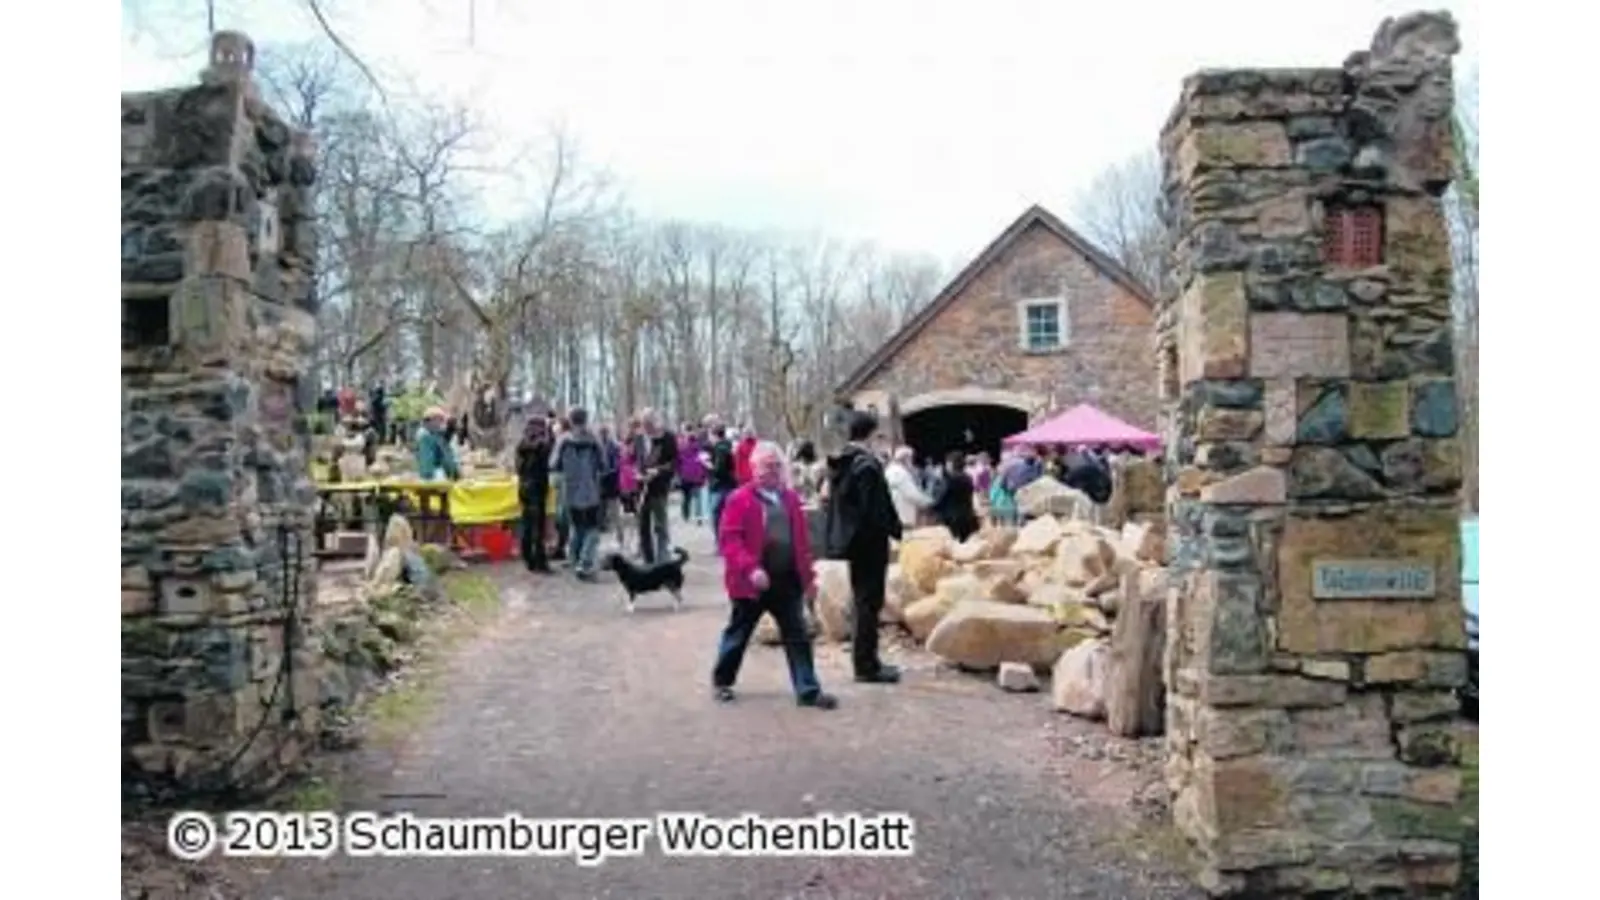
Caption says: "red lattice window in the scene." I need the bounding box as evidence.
[1322,205,1384,268]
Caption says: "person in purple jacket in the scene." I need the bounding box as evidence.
[677,425,708,525]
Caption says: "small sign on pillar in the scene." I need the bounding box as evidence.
[1311,558,1438,600]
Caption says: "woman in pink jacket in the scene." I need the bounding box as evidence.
[711,441,837,710]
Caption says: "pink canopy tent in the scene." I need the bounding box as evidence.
[1001,404,1161,451]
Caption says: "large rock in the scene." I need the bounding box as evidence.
[1051,601,1111,634]
[949,528,1015,564]
[981,571,1029,605]
[884,564,920,623]
[905,525,955,548]
[1119,520,1167,565]
[925,600,1066,669]
[1051,638,1110,719]
[1011,515,1064,556]
[382,514,416,552]
[1053,533,1116,586]
[1016,477,1090,519]
[997,662,1041,692]
[899,538,953,594]
[814,560,853,641]
[903,573,984,641]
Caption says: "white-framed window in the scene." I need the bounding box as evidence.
[1017,297,1068,352]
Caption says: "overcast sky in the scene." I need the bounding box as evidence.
[122,0,1478,264]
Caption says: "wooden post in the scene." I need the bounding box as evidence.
[1105,570,1167,737]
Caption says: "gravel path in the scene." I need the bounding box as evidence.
[253,521,1202,900]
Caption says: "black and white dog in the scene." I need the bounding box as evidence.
[600,547,690,613]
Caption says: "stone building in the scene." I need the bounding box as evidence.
[835,205,1159,462]
[121,32,322,798]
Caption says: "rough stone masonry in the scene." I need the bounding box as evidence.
[121,32,322,798]
[1155,11,1470,897]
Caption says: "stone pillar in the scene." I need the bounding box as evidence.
[1156,12,1469,897]
[121,31,322,798]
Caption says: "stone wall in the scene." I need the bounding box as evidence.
[854,215,1161,430]
[1155,12,1469,896]
[121,32,322,799]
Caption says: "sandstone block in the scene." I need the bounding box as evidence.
[1177,122,1293,179]
[899,537,953,595]
[1200,465,1286,505]
[1053,533,1115,586]
[1196,706,1292,759]
[1362,650,1467,687]
[903,594,953,642]
[1011,514,1064,556]
[1276,508,1464,655]
[1198,673,1348,708]
[814,560,853,642]
[1347,380,1412,440]
[1250,312,1351,379]
[1388,690,1462,723]
[883,564,920,623]
[1119,520,1167,564]
[1196,407,1264,442]
[1385,196,1453,294]
[1179,272,1249,384]
[1017,479,1089,519]
[997,661,1041,692]
[1287,694,1395,759]
[1299,658,1352,681]
[184,221,252,281]
[926,600,1064,669]
[1050,637,1109,718]
[1263,378,1296,444]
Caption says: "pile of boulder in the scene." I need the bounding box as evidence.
[799,477,1173,738]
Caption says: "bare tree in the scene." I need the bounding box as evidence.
[1071,149,1165,294]
[1446,68,1479,513]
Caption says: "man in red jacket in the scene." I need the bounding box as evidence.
[733,427,758,485]
[711,441,837,710]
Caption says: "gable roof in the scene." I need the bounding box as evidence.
[835,204,1156,397]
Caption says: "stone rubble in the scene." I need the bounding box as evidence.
[793,481,1175,742]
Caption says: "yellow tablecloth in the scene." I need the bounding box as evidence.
[313,476,530,526]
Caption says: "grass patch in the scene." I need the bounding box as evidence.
[366,675,440,744]
[443,571,501,619]
[361,571,504,746]
[279,776,340,811]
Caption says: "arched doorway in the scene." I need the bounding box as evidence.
[901,403,1029,466]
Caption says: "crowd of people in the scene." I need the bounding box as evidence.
[323,381,1139,714]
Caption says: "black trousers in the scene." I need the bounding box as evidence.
[519,486,548,569]
[847,544,891,677]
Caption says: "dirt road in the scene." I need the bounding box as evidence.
[254,522,1201,900]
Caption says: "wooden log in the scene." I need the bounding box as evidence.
[1105,569,1167,737]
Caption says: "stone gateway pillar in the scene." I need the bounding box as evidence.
[1155,12,1469,897]
[121,32,322,798]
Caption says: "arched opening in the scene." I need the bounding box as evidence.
[901,403,1029,467]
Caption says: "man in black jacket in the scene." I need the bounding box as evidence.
[705,420,738,541]
[823,410,903,684]
[515,412,553,574]
[631,408,678,564]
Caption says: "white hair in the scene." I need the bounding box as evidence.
[893,446,915,463]
[639,408,660,427]
[750,440,784,465]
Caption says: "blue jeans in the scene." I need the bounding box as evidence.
[711,580,821,700]
[566,506,601,574]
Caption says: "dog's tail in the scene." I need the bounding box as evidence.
[672,547,690,564]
